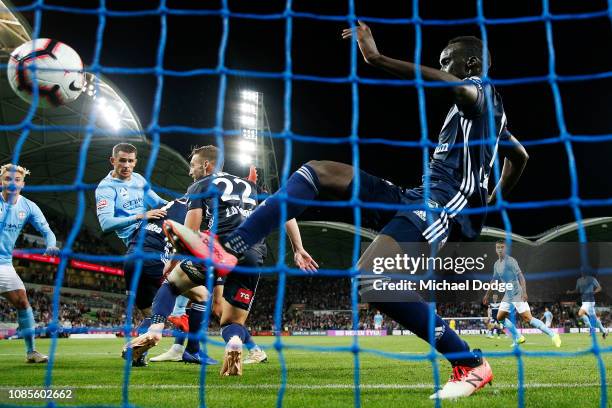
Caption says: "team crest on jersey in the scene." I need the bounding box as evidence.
[119,187,129,199]
[18,210,26,219]
[97,199,108,210]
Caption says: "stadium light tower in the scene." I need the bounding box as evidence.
[236,89,279,191]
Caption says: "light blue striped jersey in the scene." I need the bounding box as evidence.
[493,255,523,301]
[0,194,56,264]
[95,171,166,246]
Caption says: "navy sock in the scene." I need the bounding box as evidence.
[221,323,249,344]
[244,329,257,351]
[372,301,480,367]
[151,281,180,324]
[137,317,151,335]
[186,302,206,354]
[224,165,320,254]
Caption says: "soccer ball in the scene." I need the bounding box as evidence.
[7,39,85,108]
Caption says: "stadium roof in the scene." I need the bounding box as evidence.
[0,1,191,246]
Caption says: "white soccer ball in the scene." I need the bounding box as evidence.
[7,39,85,108]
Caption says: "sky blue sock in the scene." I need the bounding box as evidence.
[581,315,592,328]
[594,317,606,333]
[504,318,520,341]
[529,317,554,337]
[224,165,320,254]
[171,295,189,317]
[17,307,35,353]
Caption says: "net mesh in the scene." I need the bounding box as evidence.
[1,1,610,407]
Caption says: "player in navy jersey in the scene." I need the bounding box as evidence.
[165,28,529,398]
[122,198,218,365]
[0,164,59,363]
[124,146,317,373]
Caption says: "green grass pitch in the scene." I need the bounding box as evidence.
[0,334,610,407]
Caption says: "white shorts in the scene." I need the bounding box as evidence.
[0,263,25,294]
[499,301,530,315]
[545,321,552,328]
[374,324,382,330]
[580,302,596,315]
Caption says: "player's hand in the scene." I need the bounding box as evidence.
[522,293,528,301]
[341,21,381,65]
[294,248,319,273]
[44,246,60,257]
[141,208,167,220]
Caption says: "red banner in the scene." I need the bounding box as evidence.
[12,251,124,276]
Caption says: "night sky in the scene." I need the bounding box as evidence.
[9,0,612,236]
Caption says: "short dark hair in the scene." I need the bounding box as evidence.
[495,239,506,245]
[112,143,137,157]
[447,36,491,66]
[191,145,223,169]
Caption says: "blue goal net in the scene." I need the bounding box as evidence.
[1,0,610,407]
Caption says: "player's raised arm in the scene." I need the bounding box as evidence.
[285,218,319,272]
[27,201,58,256]
[488,129,529,205]
[342,21,481,110]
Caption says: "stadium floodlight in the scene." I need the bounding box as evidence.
[240,115,256,127]
[240,102,257,115]
[238,153,253,165]
[96,97,121,131]
[241,90,258,103]
[239,140,256,153]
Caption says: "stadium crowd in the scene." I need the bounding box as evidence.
[1,277,608,333]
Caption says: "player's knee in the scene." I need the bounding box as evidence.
[14,298,30,310]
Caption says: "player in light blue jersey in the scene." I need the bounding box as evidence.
[567,272,607,339]
[373,311,383,330]
[95,143,167,246]
[483,241,561,348]
[95,143,168,366]
[0,164,59,363]
[542,307,553,328]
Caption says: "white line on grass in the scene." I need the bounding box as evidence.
[0,383,605,390]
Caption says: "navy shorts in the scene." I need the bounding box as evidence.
[222,244,265,311]
[123,257,164,310]
[356,170,457,245]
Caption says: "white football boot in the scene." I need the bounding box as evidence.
[150,344,185,362]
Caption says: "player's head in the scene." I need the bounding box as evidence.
[545,307,549,312]
[0,163,30,196]
[495,240,506,257]
[492,293,498,302]
[189,145,223,180]
[440,36,491,78]
[110,143,137,180]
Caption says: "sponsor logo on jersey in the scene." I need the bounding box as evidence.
[233,288,254,305]
[18,210,26,219]
[122,197,143,210]
[119,187,129,199]
[97,199,108,210]
[413,210,427,221]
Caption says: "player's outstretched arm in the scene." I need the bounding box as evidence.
[28,201,59,255]
[488,130,529,205]
[285,218,319,272]
[342,21,479,108]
